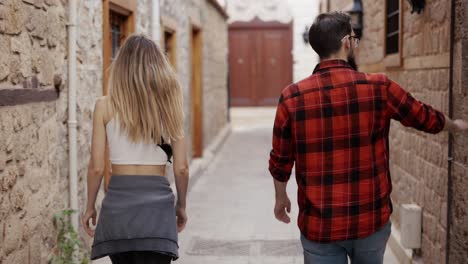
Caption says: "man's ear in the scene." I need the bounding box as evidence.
[344,37,351,50]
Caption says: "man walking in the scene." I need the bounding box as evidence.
[268,12,468,264]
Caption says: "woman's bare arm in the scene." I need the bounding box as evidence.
[82,97,107,236]
[172,136,189,232]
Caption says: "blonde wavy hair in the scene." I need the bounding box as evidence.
[108,34,184,144]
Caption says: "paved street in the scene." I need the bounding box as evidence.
[177,108,302,264]
[94,108,399,264]
[177,108,399,263]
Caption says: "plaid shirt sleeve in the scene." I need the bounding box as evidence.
[269,98,295,182]
[387,79,446,134]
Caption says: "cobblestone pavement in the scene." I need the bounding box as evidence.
[93,108,399,264]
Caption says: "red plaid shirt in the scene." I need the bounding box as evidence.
[269,60,445,242]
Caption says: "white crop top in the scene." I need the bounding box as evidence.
[106,119,168,165]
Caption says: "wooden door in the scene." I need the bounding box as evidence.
[228,30,256,106]
[257,29,293,105]
[229,19,293,106]
[191,27,203,158]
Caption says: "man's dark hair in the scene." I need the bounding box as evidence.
[309,12,352,59]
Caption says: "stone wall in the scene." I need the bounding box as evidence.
[320,0,452,263]
[75,0,105,252]
[160,0,193,157]
[136,0,152,35]
[201,0,229,147]
[161,0,229,156]
[449,0,468,262]
[367,1,450,263]
[0,0,68,263]
[329,1,350,13]
[0,0,228,262]
[0,0,103,263]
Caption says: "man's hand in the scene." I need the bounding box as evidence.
[453,119,468,133]
[274,195,291,224]
[445,117,468,134]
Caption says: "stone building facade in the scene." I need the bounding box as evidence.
[318,1,467,263]
[0,0,229,263]
[160,0,229,154]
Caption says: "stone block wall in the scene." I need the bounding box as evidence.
[0,0,68,263]
[0,0,103,263]
[160,0,193,157]
[0,0,228,262]
[320,0,452,262]
[201,0,229,147]
[373,1,450,262]
[449,0,468,262]
[161,0,229,156]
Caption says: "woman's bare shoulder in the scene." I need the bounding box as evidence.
[94,96,113,123]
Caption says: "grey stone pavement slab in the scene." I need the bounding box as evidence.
[93,107,399,264]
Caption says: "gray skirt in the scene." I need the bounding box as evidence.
[91,175,178,260]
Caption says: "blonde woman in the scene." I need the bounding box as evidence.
[81,34,189,264]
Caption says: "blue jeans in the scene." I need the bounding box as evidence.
[301,221,392,264]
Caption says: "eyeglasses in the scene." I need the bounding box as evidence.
[349,35,360,45]
[342,35,360,46]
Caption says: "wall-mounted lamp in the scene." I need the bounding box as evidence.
[407,0,425,14]
[346,0,364,39]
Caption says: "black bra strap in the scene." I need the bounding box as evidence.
[157,137,173,163]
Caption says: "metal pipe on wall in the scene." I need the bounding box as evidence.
[152,0,162,43]
[67,0,79,230]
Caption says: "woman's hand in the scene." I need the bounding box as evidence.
[81,208,97,237]
[176,205,187,233]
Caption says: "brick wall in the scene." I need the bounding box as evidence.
[319,0,452,263]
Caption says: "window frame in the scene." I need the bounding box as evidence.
[190,25,203,158]
[383,0,403,68]
[161,16,178,71]
[103,0,136,94]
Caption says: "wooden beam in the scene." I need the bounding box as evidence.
[206,0,229,20]
[109,0,137,13]
[0,88,58,106]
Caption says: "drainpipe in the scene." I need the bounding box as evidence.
[151,0,161,43]
[67,0,78,230]
[446,0,455,262]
